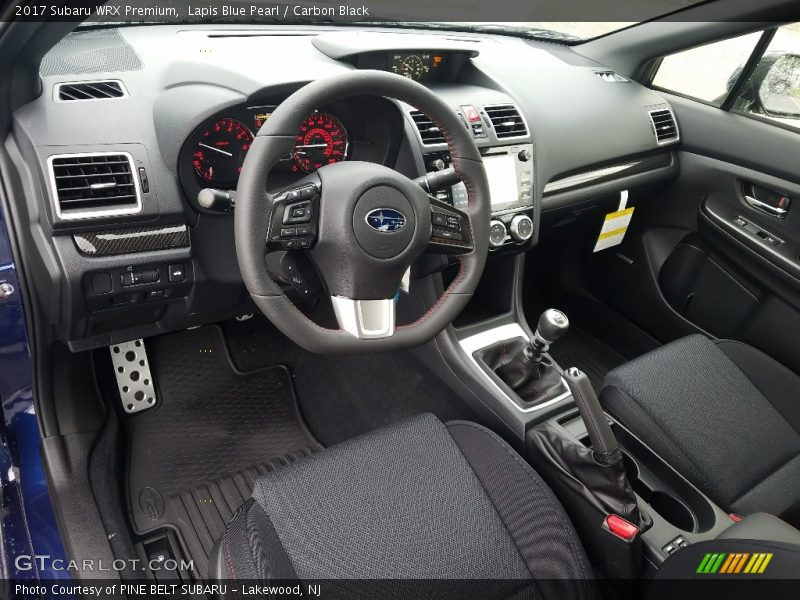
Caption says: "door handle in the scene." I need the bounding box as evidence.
[744,194,788,218]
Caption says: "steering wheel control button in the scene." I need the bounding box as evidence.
[284,201,312,224]
[280,227,296,237]
[433,227,462,241]
[168,264,186,283]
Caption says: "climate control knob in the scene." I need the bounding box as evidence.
[489,220,508,248]
[510,214,534,242]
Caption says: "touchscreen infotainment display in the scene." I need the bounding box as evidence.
[482,154,518,208]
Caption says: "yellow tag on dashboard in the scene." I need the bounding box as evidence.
[593,207,635,252]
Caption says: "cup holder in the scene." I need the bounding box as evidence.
[621,451,699,532]
[648,491,696,532]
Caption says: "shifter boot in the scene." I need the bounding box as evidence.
[496,351,564,399]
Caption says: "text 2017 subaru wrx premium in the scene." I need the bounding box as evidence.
[0,1,799,598]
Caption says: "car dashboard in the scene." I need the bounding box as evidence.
[8,24,680,350]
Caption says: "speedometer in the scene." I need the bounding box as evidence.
[398,55,426,80]
[292,113,348,173]
[390,53,436,81]
[193,118,253,185]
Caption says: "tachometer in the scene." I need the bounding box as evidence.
[193,118,253,185]
[292,112,348,173]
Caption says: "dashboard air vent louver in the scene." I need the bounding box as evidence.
[594,70,629,82]
[49,153,142,219]
[649,108,679,145]
[410,111,446,145]
[484,104,528,139]
[56,80,126,101]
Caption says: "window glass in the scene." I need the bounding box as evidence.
[731,24,800,130]
[652,32,762,105]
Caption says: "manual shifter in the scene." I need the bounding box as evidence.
[496,308,570,401]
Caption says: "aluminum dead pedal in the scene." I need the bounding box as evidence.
[110,339,157,414]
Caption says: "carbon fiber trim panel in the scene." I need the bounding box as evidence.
[74,224,189,256]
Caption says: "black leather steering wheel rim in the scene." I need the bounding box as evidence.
[235,70,490,353]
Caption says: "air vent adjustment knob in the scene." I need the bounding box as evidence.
[510,214,534,242]
[518,149,532,162]
[489,220,507,248]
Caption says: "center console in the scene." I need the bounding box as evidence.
[417,263,799,581]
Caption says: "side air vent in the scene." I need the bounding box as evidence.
[48,152,142,220]
[594,70,629,82]
[649,108,679,145]
[410,111,446,145]
[55,80,127,101]
[484,104,528,139]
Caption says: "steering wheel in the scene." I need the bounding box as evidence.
[235,71,490,353]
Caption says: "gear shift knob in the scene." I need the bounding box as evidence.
[536,309,569,343]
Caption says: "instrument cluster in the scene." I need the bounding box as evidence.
[190,105,349,188]
[179,96,404,211]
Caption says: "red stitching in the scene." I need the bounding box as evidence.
[223,539,237,579]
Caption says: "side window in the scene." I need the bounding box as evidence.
[732,25,800,129]
[652,32,762,105]
[652,24,800,131]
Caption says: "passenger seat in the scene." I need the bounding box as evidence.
[600,334,800,527]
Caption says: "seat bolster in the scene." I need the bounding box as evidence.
[215,497,298,581]
[446,420,596,588]
[600,384,727,505]
[715,339,800,435]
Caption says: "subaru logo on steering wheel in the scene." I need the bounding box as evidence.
[365,208,406,232]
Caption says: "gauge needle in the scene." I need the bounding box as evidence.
[294,144,329,149]
[199,143,233,157]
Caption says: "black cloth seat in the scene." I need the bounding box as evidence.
[601,334,800,526]
[212,413,597,599]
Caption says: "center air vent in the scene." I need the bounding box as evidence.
[649,108,679,145]
[55,80,127,101]
[410,111,445,145]
[484,104,528,139]
[49,152,142,220]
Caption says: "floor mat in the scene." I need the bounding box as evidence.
[547,328,627,392]
[222,317,475,446]
[125,326,321,578]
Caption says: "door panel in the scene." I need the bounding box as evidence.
[587,93,800,373]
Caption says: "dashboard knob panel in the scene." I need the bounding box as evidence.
[489,220,508,248]
[509,214,534,242]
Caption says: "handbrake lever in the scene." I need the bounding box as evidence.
[563,367,618,457]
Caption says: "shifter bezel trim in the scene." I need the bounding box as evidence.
[459,322,571,413]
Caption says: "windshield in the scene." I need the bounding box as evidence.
[71,0,709,41]
[429,22,638,41]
